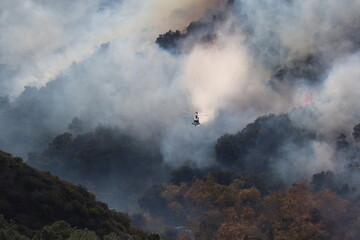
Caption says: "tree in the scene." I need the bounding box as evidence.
[0,215,30,240]
[34,221,73,240]
[68,117,84,134]
[68,229,99,240]
[311,171,336,192]
[353,123,360,142]
[103,233,123,240]
[269,184,328,240]
[48,133,73,152]
[336,133,349,151]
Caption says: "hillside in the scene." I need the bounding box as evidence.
[27,126,169,210]
[0,150,156,239]
[1,0,360,239]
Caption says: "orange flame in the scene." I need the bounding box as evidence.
[305,93,313,105]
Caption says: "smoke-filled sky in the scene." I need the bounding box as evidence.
[1,0,360,181]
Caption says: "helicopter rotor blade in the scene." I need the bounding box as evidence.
[182,110,195,115]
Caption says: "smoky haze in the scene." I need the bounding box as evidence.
[1,0,360,210]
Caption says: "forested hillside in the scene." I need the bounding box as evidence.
[24,113,360,239]
[0,150,158,240]
[136,171,360,240]
[27,126,169,211]
[2,0,360,239]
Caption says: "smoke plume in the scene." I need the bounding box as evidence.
[1,0,360,207]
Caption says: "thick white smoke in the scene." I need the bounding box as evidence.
[232,0,360,65]
[273,141,337,184]
[1,0,360,177]
[290,51,360,138]
[0,0,225,96]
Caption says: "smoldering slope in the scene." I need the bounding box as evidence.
[0,0,360,190]
[229,0,360,183]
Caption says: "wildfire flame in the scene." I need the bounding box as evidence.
[305,93,313,105]
[301,92,313,107]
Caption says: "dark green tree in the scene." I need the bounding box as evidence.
[336,133,349,151]
[353,123,360,142]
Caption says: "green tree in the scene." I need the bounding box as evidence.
[103,232,122,240]
[68,229,99,240]
[0,215,30,240]
[34,221,73,240]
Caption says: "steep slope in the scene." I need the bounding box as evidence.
[0,150,150,239]
[27,127,169,210]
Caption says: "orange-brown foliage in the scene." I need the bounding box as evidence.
[160,178,359,240]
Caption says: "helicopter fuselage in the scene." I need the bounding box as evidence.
[192,120,200,126]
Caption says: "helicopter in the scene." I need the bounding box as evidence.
[192,112,201,126]
[183,111,210,126]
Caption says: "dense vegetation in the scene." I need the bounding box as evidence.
[22,110,360,240]
[132,113,360,240]
[2,0,360,239]
[134,170,360,240]
[3,112,360,239]
[0,150,158,239]
[27,127,169,210]
[161,176,360,240]
[215,113,316,173]
[2,109,359,240]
